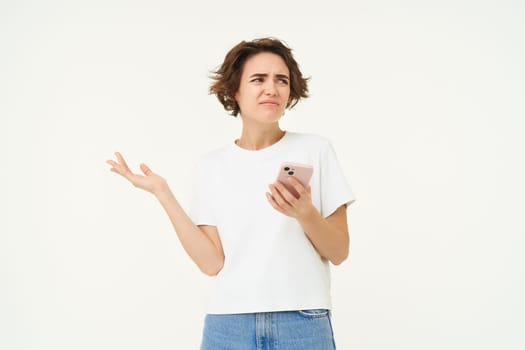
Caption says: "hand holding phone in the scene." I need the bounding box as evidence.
[276,162,313,199]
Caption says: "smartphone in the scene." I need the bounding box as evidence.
[276,162,313,199]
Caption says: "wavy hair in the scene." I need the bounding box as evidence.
[209,37,310,117]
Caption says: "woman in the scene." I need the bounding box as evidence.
[107,37,355,350]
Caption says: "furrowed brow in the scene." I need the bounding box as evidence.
[249,73,268,78]
[275,74,289,80]
[249,73,289,80]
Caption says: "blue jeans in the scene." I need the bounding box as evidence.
[200,309,337,350]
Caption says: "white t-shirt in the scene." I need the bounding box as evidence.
[190,131,356,314]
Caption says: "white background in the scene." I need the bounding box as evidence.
[2,0,524,349]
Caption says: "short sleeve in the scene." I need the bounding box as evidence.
[319,140,356,218]
[189,159,217,226]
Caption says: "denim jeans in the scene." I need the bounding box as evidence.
[200,309,337,350]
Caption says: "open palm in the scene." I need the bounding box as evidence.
[106,152,167,195]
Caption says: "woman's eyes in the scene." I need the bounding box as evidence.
[250,78,289,85]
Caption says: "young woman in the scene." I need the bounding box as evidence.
[107,37,356,350]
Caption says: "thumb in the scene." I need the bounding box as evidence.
[140,163,153,176]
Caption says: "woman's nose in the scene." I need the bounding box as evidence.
[264,82,277,95]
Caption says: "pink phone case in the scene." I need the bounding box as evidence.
[276,162,314,199]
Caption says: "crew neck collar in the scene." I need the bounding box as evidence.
[230,130,290,156]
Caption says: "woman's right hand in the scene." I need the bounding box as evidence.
[106,152,168,195]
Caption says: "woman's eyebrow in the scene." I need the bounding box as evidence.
[249,73,290,80]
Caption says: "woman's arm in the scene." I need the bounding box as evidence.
[155,188,224,275]
[295,204,349,265]
[267,176,350,265]
[107,152,224,276]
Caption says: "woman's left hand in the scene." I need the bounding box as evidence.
[266,177,315,220]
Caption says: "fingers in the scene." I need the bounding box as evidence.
[106,159,122,174]
[140,163,152,176]
[286,176,309,196]
[266,177,312,215]
[115,152,131,171]
[268,182,294,208]
[274,180,300,203]
[266,192,287,215]
[106,152,134,180]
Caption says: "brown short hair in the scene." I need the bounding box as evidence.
[209,37,310,117]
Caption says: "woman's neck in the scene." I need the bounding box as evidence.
[235,127,285,151]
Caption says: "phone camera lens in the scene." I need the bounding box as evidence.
[284,167,290,171]
[288,171,294,176]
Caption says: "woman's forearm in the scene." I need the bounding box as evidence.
[154,188,224,275]
[297,207,349,265]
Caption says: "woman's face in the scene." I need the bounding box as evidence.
[234,52,290,124]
